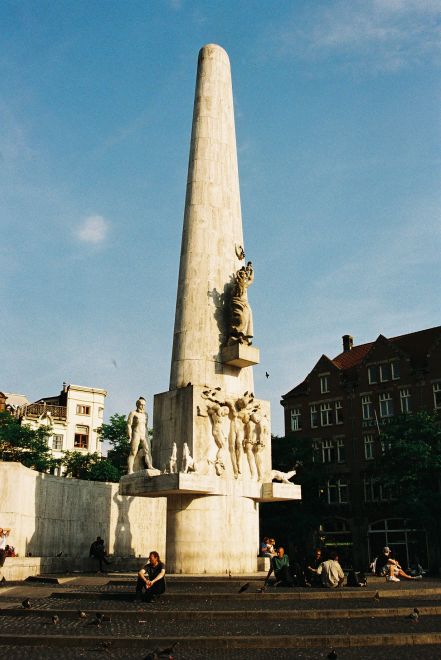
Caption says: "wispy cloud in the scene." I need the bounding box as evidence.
[75,215,109,244]
[273,0,441,73]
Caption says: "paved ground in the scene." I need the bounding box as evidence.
[2,574,441,658]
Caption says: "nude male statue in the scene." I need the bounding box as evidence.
[127,397,153,474]
[207,402,229,472]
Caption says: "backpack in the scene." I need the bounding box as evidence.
[347,569,367,587]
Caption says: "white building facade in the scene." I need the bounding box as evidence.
[18,383,107,469]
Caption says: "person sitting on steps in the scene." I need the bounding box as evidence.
[375,547,422,582]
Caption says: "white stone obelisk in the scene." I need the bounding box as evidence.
[120,44,301,574]
[170,44,254,395]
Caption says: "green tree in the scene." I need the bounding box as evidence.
[98,413,129,477]
[61,450,119,482]
[0,411,56,472]
[373,411,441,527]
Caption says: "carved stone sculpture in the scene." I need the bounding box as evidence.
[270,469,296,484]
[127,397,154,474]
[228,261,254,345]
[181,443,196,473]
[242,410,256,480]
[250,411,269,481]
[168,442,178,474]
[207,402,229,474]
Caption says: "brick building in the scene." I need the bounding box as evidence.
[280,325,441,570]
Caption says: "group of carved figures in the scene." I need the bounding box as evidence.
[201,388,269,480]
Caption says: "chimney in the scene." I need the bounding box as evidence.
[342,335,353,352]
[62,382,68,393]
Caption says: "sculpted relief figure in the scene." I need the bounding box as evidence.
[168,442,178,474]
[207,402,229,475]
[181,443,195,474]
[228,261,254,345]
[271,469,296,484]
[127,397,154,474]
[250,411,269,481]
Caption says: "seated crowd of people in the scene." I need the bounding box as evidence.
[261,537,424,588]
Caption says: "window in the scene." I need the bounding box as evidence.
[290,408,301,431]
[368,366,377,384]
[310,405,319,428]
[433,383,441,410]
[326,479,349,504]
[52,434,63,450]
[364,434,374,460]
[320,403,333,426]
[391,360,400,380]
[320,375,330,394]
[76,405,90,415]
[364,478,396,502]
[379,363,390,382]
[361,395,374,420]
[400,388,412,414]
[98,407,104,419]
[335,437,345,463]
[379,393,394,418]
[312,440,320,463]
[321,439,335,463]
[335,401,343,424]
[74,425,89,448]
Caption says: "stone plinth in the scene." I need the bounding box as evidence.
[221,343,260,368]
[120,471,302,503]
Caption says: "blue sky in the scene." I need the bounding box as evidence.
[1,0,440,436]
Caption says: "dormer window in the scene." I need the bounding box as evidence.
[320,375,330,394]
[379,363,391,382]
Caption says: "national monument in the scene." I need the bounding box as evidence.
[120,44,301,574]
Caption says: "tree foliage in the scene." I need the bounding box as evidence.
[61,450,120,482]
[373,411,441,527]
[0,411,55,472]
[98,413,129,478]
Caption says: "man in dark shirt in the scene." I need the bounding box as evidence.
[305,547,324,586]
[264,547,294,587]
[136,551,166,601]
[89,537,111,573]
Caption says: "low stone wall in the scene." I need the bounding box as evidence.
[0,555,149,581]
[0,462,167,566]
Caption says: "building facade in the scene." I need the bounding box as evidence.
[281,326,441,570]
[17,383,107,471]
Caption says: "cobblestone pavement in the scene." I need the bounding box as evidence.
[2,644,441,660]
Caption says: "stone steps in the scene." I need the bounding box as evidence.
[2,578,441,656]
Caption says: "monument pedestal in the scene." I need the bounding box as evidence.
[119,473,301,573]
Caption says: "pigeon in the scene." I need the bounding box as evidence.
[256,586,266,593]
[238,582,250,593]
[228,570,232,578]
[56,551,63,557]
[22,598,31,609]
[0,576,6,586]
[144,643,178,660]
[78,611,87,619]
[92,612,104,626]
[51,614,60,625]
[327,651,338,660]
[373,591,380,603]
[408,607,420,623]
[265,372,269,379]
[111,359,118,368]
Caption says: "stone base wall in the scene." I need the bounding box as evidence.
[0,462,166,562]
